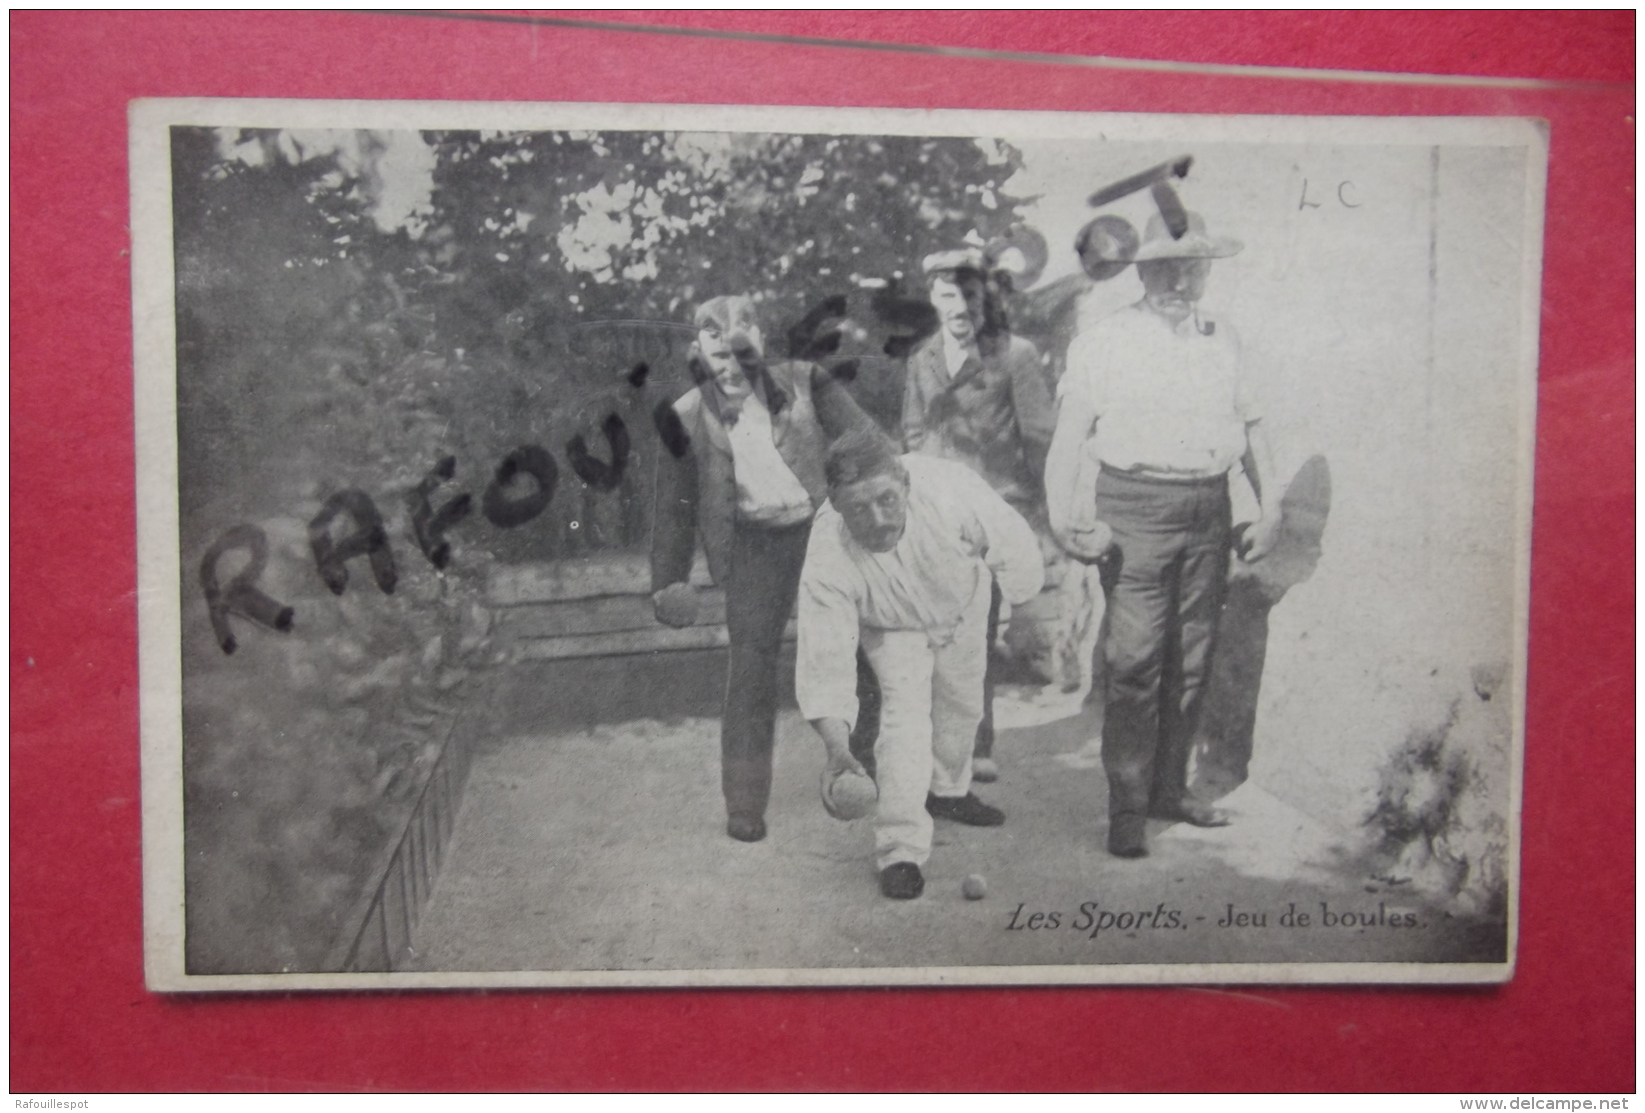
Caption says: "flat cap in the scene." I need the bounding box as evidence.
[920,247,986,276]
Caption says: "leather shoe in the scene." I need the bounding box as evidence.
[727,815,767,843]
[926,792,1004,826]
[879,861,925,899]
[1108,813,1148,858]
[1149,798,1231,828]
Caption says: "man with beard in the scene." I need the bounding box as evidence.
[1044,212,1279,860]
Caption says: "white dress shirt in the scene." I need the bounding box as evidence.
[724,390,815,526]
[795,455,1044,727]
[1060,305,1261,479]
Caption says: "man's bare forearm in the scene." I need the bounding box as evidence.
[810,716,868,777]
[810,717,853,757]
[1239,421,1284,562]
[1243,420,1277,512]
[1045,397,1096,537]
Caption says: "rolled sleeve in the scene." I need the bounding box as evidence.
[794,522,865,728]
[1058,330,1108,416]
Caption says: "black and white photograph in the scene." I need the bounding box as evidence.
[131,100,1544,989]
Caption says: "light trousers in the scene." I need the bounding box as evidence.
[861,576,991,870]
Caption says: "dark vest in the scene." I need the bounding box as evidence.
[662,360,832,586]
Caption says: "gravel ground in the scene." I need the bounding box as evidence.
[407,696,1504,975]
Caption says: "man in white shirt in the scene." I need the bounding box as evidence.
[1044,212,1279,859]
[796,427,1043,899]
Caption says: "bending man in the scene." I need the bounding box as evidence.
[796,427,1043,899]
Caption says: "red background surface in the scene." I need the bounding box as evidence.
[10,10,1635,1093]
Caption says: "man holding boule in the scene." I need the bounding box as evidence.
[796,427,1043,899]
[1044,212,1279,859]
[650,295,877,844]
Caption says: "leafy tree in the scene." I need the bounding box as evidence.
[172,124,1026,559]
[404,128,1025,558]
[419,128,1022,346]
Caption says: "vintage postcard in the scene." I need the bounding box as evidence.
[132,99,1544,990]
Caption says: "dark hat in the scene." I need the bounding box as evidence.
[984,225,1049,289]
[1074,215,1141,281]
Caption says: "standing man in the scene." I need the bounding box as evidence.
[900,248,1057,782]
[1044,213,1279,859]
[796,427,1043,899]
[651,295,876,844]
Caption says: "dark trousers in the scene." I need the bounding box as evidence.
[973,579,1004,759]
[849,652,881,775]
[721,519,811,821]
[1095,469,1231,820]
[1187,576,1270,798]
[976,496,1042,760]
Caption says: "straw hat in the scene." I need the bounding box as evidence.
[1130,211,1243,262]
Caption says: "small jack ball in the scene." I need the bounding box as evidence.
[962,874,988,900]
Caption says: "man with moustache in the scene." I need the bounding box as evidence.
[650,295,876,844]
[1044,212,1280,860]
[796,427,1043,899]
[899,247,1057,783]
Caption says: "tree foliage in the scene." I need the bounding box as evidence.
[417,129,1022,353]
[172,125,1026,558]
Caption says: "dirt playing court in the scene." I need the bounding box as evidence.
[408,663,1502,975]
